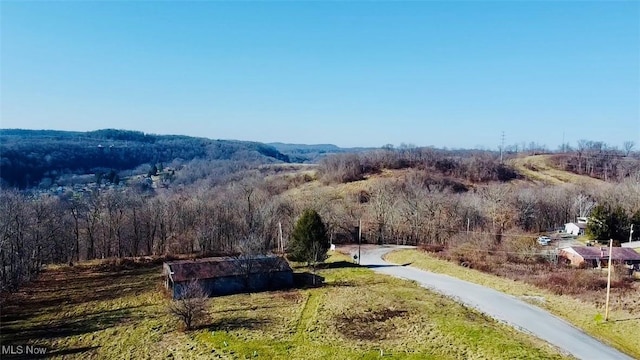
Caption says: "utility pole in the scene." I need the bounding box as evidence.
[629,224,634,243]
[358,218,362,265]
[278,222,283,253]
[500,131,505,163]
[605,238,613,321]
[467,218,470,234]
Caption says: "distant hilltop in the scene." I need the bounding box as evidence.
[0,128,292,188]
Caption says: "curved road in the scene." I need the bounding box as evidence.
[356,245,632,360]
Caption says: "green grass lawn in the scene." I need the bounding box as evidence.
[1,253,570,359]
[385,249,640,359]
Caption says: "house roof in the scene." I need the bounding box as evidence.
[164,255,292,282]
[622,241,640,249]
[563,246,640,261]
[565,222,587,229]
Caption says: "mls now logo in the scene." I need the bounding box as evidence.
[2,345,48,356]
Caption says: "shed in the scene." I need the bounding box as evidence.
[559,246,640,269]
[163,255,293,299]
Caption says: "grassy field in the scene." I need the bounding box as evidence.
[385,249,640,359]
[509,155,606,186]
[1,253,570,360]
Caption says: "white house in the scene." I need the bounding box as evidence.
[622,241,640,250]
[565,221,587,236]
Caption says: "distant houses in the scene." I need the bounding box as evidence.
[559,246,640,269]
[163,256,293,299]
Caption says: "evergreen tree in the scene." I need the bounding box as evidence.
[586,204,629,242]
[288,209,330,266]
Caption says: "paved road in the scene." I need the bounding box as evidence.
[356,245,633,360]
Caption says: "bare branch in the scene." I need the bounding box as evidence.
[167,280,208,330]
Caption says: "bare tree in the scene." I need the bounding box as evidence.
[126,192,145,257]
[0,191,26,290]
[308,239,326,285]
[318,153,366,184]
[572,193,596,219]
[399,174,430,245]
[481,185,515,245]
[233,235,265,291]
[168,280,208,331]
[370,182,398,245]
[624,141,635,157]
[61,192,84,262]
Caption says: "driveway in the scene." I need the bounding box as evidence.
[354,245,632,360]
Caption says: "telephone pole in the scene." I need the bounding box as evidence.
[358,218,362,265]
[500,131,505,163]
[278,222,283,253]
[605,238,613,321]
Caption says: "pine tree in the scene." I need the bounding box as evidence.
[586,204,630,242]
[288,209,330,266]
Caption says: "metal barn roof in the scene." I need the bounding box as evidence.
[164,255,292,282]
[563,246,640,261]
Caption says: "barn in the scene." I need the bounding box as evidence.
[163,255,293,299]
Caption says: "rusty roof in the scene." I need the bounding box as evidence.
[563,246,640,261]
[164,255,292,282]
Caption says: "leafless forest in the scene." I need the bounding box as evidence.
[2,143,640,292]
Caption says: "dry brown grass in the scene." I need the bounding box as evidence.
[386,249,640,358]
[427,235,640,313]
[335,308,408,341]
[509,155,606,186]
[0,253,570,360]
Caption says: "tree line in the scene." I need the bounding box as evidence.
[318,146,519,184]
[3,145,640,292]
[550,140,640,182]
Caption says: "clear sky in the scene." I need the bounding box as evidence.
[1,1,639,149]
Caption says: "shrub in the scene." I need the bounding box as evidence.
[534,269,612,295]
[419,244,444,253]
[167,280,208,331]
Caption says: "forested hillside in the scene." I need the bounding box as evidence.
[269,142,370,163]
[0,129,290,188]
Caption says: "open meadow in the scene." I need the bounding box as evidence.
[1,253,570,360]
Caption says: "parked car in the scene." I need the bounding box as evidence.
[537,236,551,246]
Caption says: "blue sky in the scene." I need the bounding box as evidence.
[1,1,638,149]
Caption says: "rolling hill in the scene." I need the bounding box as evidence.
[0,129,291,188]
